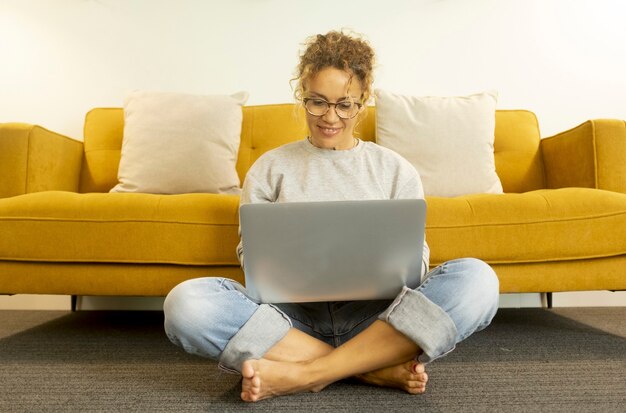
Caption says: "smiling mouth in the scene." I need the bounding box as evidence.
[318,126,342,136]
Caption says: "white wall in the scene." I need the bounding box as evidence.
[1,0,625,310]
[2,0,625,139]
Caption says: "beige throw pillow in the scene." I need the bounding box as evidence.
[110,90,248,194]
[375,89,503,197]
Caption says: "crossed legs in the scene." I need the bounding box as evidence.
[238,257,499,402]
[241,320,428,402]
[164,258,499,403]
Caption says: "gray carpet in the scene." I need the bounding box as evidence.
[1,308,625,412]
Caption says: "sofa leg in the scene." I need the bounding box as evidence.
[71,295,78,312]
[540,292,553,309]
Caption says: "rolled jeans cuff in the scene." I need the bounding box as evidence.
[218,304,292,373]
[378,286,458,363]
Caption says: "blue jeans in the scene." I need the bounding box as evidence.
[164,258,499,373]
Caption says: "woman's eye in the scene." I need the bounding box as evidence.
[311,99,327,106]
[337,102,353,110]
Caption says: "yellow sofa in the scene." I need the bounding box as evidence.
[1,105,625,302]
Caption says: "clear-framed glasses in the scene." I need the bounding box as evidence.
[303,97,363,119]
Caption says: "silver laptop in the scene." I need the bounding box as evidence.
[239,199,426,303]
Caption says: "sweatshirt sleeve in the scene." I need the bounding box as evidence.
[396,174,430,279]
[236,170,276,269]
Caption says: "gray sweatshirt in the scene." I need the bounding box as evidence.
[237,138,430,278]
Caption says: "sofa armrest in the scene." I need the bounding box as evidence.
[0,123,84,198]
[541,119,626,193]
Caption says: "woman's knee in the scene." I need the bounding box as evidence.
[165,278,218,335]
[163,278,235,346]
[453,258,499,303]
[427,258,498,319]
[433,258,499,339]
[450,258,500,297]
[163,277,260,359]
[164,278,223,322]
[460,257,498,290]
[455,258,499,321]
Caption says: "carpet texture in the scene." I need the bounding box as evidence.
[0,308,624,412]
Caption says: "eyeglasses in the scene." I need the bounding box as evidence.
[303,97,363,119]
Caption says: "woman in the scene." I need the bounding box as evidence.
[164,30,499,403]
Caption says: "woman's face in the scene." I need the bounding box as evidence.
[303,67,364,150]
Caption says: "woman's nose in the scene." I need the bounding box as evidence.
[322,105,340,122]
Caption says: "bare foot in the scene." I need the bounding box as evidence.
[240,358,329,402]
[356,360,428,394]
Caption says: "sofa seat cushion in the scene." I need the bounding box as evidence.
[0,191,241,265]
[426,188,626,266]
[3,188,625,270]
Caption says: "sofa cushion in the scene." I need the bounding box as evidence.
[492,110,545,193]
[0,191,241,265]
[1,188,624,270]
[425,188,626,266]
[375,89,503,197]
[110,90,248,195]
[80,106,544,194]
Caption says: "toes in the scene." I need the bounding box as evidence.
[407,380,426,388]
[412,362,425,374]
[409,362,428,383]
[241,380,252,392]
[241,371,261,392]
[407,370,427,381]
[410,372,428,383]
[241,361,262,402]
[241,390,260,403]
[406,380,427,394]
[252,375,261,388]
[406,386,426,395]
[241,360,255,379]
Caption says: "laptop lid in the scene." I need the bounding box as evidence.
[240,199,426,303]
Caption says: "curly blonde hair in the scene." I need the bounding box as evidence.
[292,30,375,104]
